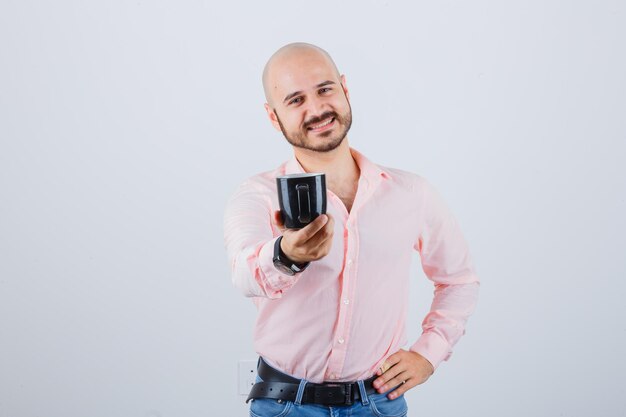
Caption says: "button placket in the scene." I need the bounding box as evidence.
[327,210,359,380]
[337,216,361,378]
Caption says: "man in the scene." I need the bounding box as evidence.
[224,42,479,416]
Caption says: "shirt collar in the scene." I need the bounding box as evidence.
[282,148,392,184]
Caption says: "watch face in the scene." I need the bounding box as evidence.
[273,259,295,276]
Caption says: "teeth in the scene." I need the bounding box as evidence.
[310,117,333,129]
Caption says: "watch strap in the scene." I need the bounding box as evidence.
[274,236,310,274]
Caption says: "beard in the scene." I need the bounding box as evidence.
[274,104,353,153]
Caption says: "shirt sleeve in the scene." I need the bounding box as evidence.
[223,180,303,299]
[410,178,480,369]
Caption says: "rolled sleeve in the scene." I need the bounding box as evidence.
[224,180,302,299]
[257,236,301,296]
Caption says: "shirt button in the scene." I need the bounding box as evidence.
[346,259,353,265]
[338,338,345,344]
[343,299,350,305]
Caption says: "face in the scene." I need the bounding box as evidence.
[265,52,352,153]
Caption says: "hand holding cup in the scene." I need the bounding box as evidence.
[273,211,334,263]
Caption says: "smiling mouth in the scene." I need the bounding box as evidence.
[307,117,335,132]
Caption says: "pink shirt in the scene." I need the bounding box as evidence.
[224,148,479,383]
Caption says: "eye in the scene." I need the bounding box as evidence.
[289,96,303,105]
[319,87,332,94]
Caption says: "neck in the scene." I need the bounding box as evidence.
[293,139,360,186]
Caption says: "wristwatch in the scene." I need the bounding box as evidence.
[273,236,310,276]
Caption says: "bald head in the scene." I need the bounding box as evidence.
[262,43,341,107]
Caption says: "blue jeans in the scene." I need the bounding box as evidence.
[249,376,408,417]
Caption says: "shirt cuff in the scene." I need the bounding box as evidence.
[410,331,452,370]
[257,236,299,297]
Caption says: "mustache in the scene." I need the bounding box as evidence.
[303,111,337,130]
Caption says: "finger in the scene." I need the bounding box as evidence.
[309,235,334,260]
[304,217,335,248]
[377,369,411,395]
[387,375,414,400]
[325,214,335,233]
[375,368,405,393]
[375,352,402,378]
[274,210,285,230]
[377,363,389,377]
[384,350,404,367]
[374,365,405,391]
[294,214,328,242]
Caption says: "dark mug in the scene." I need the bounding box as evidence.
[276,173,327,229]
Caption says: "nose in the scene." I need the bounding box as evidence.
[305,95,328,119]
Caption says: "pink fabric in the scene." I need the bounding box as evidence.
[224,148,479,383]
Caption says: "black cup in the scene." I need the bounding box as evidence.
[276,173,327,229]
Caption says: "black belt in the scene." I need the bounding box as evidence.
[247,358,378,406]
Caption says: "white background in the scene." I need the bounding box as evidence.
[1,1,625,416]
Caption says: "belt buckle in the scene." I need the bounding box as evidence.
[343,382,353,406]
[314,383,353,406]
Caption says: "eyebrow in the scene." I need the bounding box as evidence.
[283,80,336,104]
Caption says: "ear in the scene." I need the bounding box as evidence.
[340,74,350,101]
[264,103,282,132]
